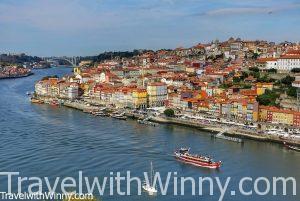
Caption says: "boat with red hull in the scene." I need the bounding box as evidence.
[174,148,222,169]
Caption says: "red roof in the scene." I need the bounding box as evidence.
[286,49,300,55]
[148,82,167,86]
[256,58,277,63]
[280,55,300,59]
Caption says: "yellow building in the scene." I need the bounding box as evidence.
[73,67,81,76]
[272,111,293,125]
[256,83,273,95]
[81,82,94,97]
[253,111,258,122]
[259,106,296,126]
[132,89,147,109]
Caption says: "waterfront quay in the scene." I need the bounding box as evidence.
[151,116,300,146]
[32,95,300,146]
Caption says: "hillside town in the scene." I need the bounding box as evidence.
[0,65,32,79]
[33,38,300,137]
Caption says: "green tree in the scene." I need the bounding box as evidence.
[241,84,252,89]
[267,68,277,74]
[287,87,297,98]
[164,109,175,117]
[249,67,260,72]
[252,53,259,59]
[233,77,241,83]
[219,83,232,89]
[257,75,269,82]
[241,71,249,79]
[291,68,300,73]
[281,75,295,86]
[256,89,279,106]
[249,71,260,79]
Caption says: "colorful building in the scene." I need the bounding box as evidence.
[132,88,147,109]
[259,106,300,127]
[147,82,168,107]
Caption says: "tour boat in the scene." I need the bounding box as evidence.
[174,148,222,169]
[143,162,157,195]
[283,142,300,152]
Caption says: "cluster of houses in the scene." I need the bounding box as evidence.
[0,66,31,79]
[35,38,300,127]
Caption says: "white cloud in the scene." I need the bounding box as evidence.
[202,3,300,16]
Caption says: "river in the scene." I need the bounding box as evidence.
[0,67,299,201]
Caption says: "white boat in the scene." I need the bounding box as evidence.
[266,129,288,136]
[143,162,157,195]
[137,119,158,127]
[93,111,108,117]
[215,128,243,143]
[111,114,127,120]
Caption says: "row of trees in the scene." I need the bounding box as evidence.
[81,50,152,63]
[0,53,42,64]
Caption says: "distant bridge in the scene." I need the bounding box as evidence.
[45,56,80,67]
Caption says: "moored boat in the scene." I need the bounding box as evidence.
[30,98,44,104]
[111,112,127,120]
[50,100,59,106]
[93,111,109,117]
[111,115,127,120]
[283,142,300,152]
[137,119,158,127]
[174,148,221,169]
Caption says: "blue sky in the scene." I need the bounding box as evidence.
[0,0,300,56]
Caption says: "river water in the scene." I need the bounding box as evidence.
[0,67,299,201]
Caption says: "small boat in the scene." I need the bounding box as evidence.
[26,91,31,96]
[111,114,127,120]
[111,112,127,120]
[30,98,44,104]
[174,148,221,169]
[137,119,158,127]
[143,162,157,195]
[93,111,109,117]
[283,142,300,152]
[50,100,59,106]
